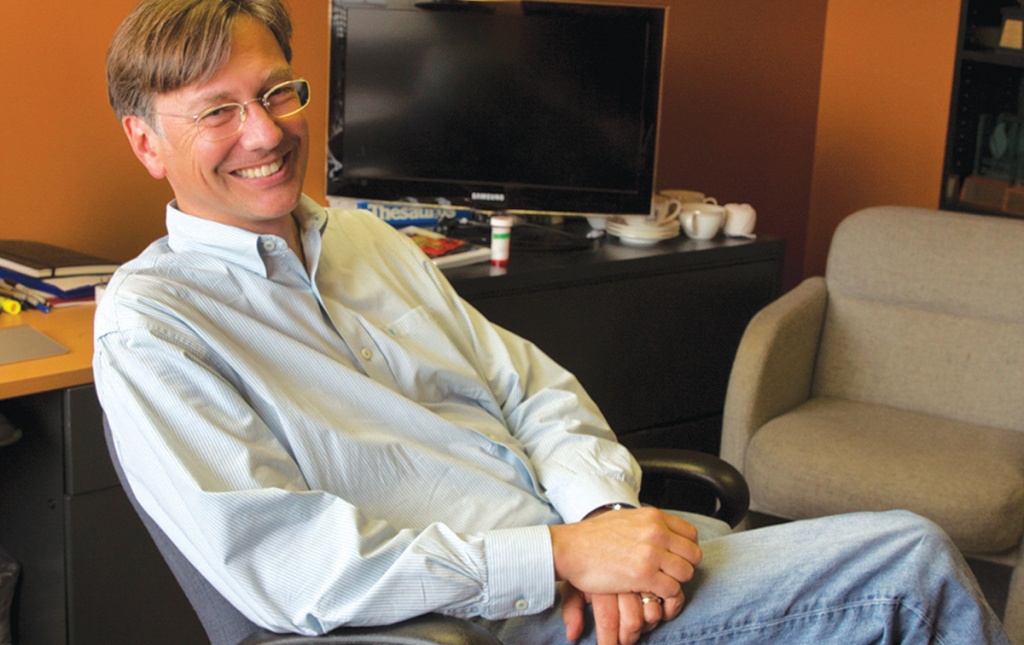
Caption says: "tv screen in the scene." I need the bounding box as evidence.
[327,0,666,217]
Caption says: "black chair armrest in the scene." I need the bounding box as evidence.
[0,414,21,448]
[241,614,502,645]
[632,448,750,528]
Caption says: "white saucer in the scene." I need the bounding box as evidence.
[608,229,678,240]
[607,224,678,233]
[606,221,680,244]
[617,235,663,247]
[606,220,678,234]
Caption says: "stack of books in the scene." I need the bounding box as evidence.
[0,240,120,313]
[400,227,490,268]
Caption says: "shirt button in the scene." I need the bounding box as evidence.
[514,598,529,611]
[262,240,276,251]
[360,347,373,360]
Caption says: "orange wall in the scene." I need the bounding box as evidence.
[2,0,330,264]
[5,1,171,262]
[657,0,827,289]
[12,0,962,291]
[4,0,825,281]
[1,0,965,286]
[805,0,961,277]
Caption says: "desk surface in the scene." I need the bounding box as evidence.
[0,305,95,400]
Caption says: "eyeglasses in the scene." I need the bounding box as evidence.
[158,79,310,142]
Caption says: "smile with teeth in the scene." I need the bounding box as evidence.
[235,158,283,179]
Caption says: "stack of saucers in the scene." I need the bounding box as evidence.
[606,216,680,247]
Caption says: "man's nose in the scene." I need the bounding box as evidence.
[238,101,284,147]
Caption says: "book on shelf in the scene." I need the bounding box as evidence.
[0,239,119,278]
[400,226,490,268]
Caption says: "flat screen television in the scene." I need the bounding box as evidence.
[327,0,666,217]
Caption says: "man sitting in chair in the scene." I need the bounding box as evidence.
[96,1,1009,643]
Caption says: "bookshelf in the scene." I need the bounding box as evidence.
[943,0,1024,217]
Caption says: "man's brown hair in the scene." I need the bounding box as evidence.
[107,0,293,122]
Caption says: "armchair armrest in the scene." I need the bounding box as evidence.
[720,277,827,472]
[241,614,503,645]
[632,448,750,528]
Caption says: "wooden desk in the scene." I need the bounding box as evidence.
[0,306,95,400]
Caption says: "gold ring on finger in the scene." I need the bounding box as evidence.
[640,595,663,605]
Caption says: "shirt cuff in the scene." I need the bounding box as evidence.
[481,525,554,620]
[547,475,642,524]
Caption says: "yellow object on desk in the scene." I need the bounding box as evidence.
[0,296,21,315]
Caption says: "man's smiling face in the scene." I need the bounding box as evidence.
[123,15,309,235]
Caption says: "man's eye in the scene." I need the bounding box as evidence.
[266,86,297,105]
[198,105,237,126]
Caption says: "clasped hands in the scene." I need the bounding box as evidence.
[549,507,701,645]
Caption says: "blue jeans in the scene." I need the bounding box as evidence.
[478,511,1009,644]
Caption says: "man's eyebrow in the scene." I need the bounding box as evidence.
[186,90,234,112]
[265,67,296,83]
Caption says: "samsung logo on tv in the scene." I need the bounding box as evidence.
[472,192,505,203]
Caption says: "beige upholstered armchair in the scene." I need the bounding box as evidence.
[720,206,1024,641]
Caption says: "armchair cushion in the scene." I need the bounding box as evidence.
[745,397,1024,553]
[814,290,1024,431]
[815,207,1024,432]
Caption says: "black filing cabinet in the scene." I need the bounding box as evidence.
[0,385,204,644]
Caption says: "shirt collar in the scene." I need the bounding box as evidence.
[165,195,329,277]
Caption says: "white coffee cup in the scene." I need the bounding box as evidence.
[680,202,727,240]
[650,195,682,225]
[723,203,757,238]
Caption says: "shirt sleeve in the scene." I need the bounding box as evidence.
[93,282,553,635]
[401,229,643,522]
[483,321,643,521]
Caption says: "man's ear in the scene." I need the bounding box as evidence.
[122,115,168,180]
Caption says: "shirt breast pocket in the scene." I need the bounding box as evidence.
[373,306,495,408]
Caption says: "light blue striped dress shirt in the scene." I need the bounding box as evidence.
[93,196,642,635]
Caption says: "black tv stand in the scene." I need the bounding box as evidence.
[444,233,786,456]
[440,216,595,252]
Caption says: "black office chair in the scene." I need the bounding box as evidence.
[104,418,748,645]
